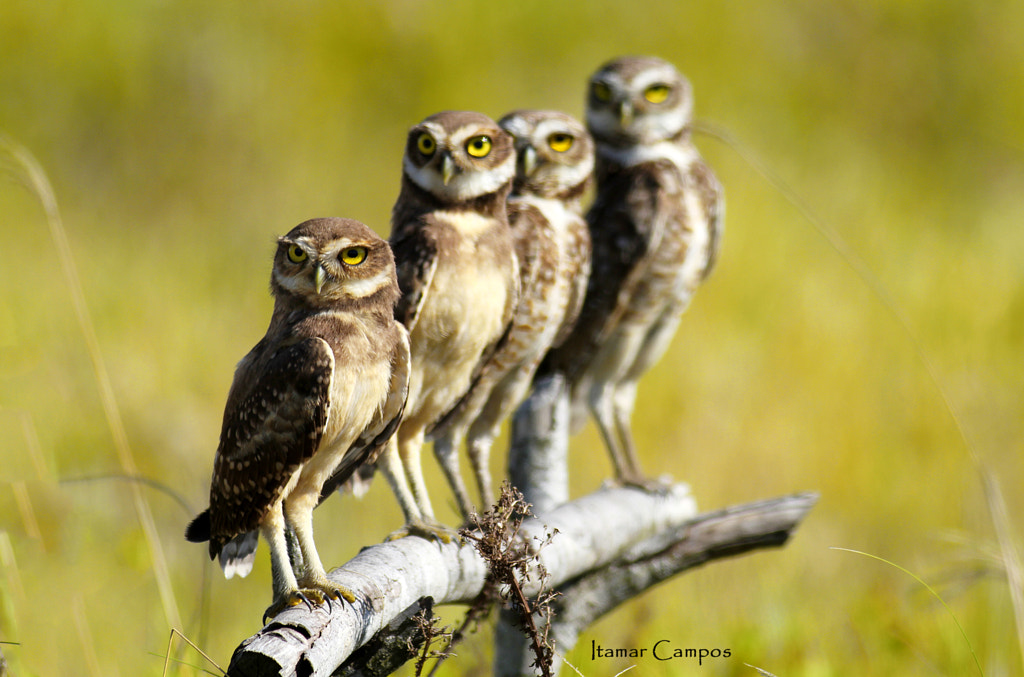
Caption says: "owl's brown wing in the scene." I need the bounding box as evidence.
[509,201,549,299]
[544,162,669,380]
[692,160,725,282]
[193,337,333,556]
[319,324,411,500]
[391,226,438,333]
[549,211,592,350]
[591,161,678,344]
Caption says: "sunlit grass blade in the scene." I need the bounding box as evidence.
[693,121,971,451]
[11,408,50,481]
[745,665,779,677]
[831,547,984,675]
[0,134,183,631]
[556,653,635,677]
[9,482,42,544]
[60,473,197,517]
[72,595,105,677]
[159,628,226,677]
[0,531,25,609]
[978,470,1024,670]
[560,653,585,677]
[698,121,1021,672]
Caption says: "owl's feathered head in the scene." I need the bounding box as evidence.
[499,109,595,201]
[271,217,399,309]
[401,110,516,204]
[586,55,694,148]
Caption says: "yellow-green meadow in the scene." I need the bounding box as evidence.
[1,2,1021,674]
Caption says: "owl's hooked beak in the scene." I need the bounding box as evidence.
[617,101,634,127]
[520,145,538,177]
[440,153,455,185]
[314,264,327,295]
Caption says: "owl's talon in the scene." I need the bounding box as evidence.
[262,590,311,623]
[321,587,345,612]
[294,575,357,609]
[386,519,457,544]
[303,589,327,607]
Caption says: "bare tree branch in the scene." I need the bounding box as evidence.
[226,486,817,676]
[547,492,820,668]
[227,368,818,677]
[492,492,819,677]
[508,374,570,514]
[228,483,697,676]
[332,597,435,677]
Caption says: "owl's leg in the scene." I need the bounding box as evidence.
[433,433,476,521]
[584,319,650,486]
[467,391,511,514]
[614,308,684,490]
[625,309,682,383]
[611,380,645,481]
[260,502,305,622]
[379,435,453,543]
[400,427,435,519]
[378,436,423,522]
[468,361,539,513]
[466,432,495,514]
[284,492,356,607]
[588,380,639,484]
[615,377,675,492]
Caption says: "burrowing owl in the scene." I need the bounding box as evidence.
[548,56,723,486]
[186,217,410,617]
[430,109,594,517]
[380,110,519,536]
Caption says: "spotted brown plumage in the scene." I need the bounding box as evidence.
[378,111,519,538]
[545,56,724,486]
[429,109,595,517]
[205,337,333,552]
[186,217,410,618]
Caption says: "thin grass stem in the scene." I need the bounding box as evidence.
[831,547,984,675]
[0,134,183,630]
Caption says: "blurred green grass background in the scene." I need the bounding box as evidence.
[1,1,1022,674]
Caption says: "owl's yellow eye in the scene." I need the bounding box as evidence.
[340,246,367,266]
[643,84,671,104]
[592,82,612,102]
[287,244,308,264]
[416,133,436,156]
[465,135,492,158]
[547,133,574,153]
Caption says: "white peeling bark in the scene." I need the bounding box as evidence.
[227,484,699,676]
[507,374,570,514]
[547,492,820,668]
[497,373,572,675]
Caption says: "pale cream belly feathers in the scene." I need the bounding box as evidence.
[406,237,511,429]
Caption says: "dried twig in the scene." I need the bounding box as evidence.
[461,483,560,677]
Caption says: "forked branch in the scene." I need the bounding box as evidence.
[226,486,816,676]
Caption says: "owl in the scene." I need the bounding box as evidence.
[379,110,519,536]
[429,109,594,517]
[186,217,410,618]
[547,55,724,486]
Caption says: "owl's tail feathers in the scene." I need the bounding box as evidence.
[185,509,211,543]
[185,510,258,579]
[218,531,258,579]
[340,464,376,498]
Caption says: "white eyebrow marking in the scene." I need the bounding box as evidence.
[342,267,391,298]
